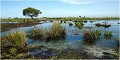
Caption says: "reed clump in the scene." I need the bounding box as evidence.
[75,22,84,29]
[46,23,66,41]
[6,30,27,48]
[29,28,45,40]
[83,30,101,41]
[104,31,112,39]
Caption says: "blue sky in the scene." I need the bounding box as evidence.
[1,0,119,18]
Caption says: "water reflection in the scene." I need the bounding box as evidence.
[1,20,119,50]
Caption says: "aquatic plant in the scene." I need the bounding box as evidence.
[104,31,112,39]
[69,23,73,26]
[6,30,27,48]
[15,53,28,59]
[1,44,29,59]
[83,30,101,44]
[50,20,53,22]
[9,47,17,55]
[95,23,101,27]
[46,23,66,41]
[95,23,111,28]
[29,28,45,40]
[89,20,94,23]
[75,22,84,29]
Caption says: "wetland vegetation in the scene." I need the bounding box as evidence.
[1,17,119,59]
[1,1,120,59]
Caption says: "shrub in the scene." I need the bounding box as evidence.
[83,30,101,44]
[46,23,66,41]
[6,30,27,48]
[29,28,44,40]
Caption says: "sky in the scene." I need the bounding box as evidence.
[1,0,120,18]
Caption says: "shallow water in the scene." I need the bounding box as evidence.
[1,20,119,58]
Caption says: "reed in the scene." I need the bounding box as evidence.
[75,22,84,29]
[46,23,66,41]
[104,31,112,39]
[29,28,44,40]
[83,30,101,41]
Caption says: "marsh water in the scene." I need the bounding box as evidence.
[1,20,119,58]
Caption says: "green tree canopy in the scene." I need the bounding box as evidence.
[23,7,42,21]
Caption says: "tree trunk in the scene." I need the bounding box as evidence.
[30,16,35,21]
[30,16,36,29]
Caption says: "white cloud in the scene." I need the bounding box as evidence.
[2,0,119,5]
[61,0,95,4]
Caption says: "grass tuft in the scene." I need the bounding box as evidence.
[75,22,84,29]
[104,31,112,39]
[29,28,45,40]
[46,23,66,41]
[83,30,101,44]
[6,30,27,48]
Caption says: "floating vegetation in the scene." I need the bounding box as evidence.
[83,30,101,45]
[64,21,66,23]
[104,31,112,39]
[95,23,111,28]
[60,20,63,23]
[1,47,29,59]
[29,28,45,40]
[75,22,84,29]
[50,20,53,22]
[83,20,87,23]
[69,23,73,26]
[6,30,27,48]
[46,23,66,41]
[89,20,94,23]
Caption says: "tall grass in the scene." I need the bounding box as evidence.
[83,30,101,44]
[6,31,27,48]
[46,23,66,40]
[29,28,44,40]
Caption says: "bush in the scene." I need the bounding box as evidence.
[46,23,66,41]
[6,30,27,48]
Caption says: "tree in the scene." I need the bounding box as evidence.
[23,7,42,21]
